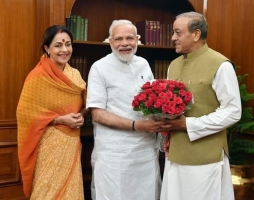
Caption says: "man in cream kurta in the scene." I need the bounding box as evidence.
[159,12,241,200]
[87,20,164,200]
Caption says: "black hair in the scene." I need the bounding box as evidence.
[41,25,73,54]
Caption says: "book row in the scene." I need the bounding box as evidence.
[68,55,89,81]
[69,55,171,84]
[69,55,171,83]
[154,60,172,79]
[66,15,88,41]
[65,17,173,47]
[136,21,174,47]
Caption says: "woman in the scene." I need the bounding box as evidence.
[17,25,86,199]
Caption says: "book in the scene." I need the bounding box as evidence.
[154,60,171,79]
[169,23,174,47]
[154,60,163,79]
[68,56,75,68]
[82,56,88,81]
[158,60,164,79]
[155,21,160,46]
[67,15,88,41]
[166,24,170,46]
[65,17,71,30]
[159,23,163,46]
[75,15,82,40]
[83,18,88,41]
[161,24,167,46]
[166,23,174,46]
[80,18,85,41]
[75,56,83,74]
[69,15,74,37]
[150,21,155,46]
[136,21,150,45]
[154,60,160,79]
[162,60,168,79]
[70,15,77,40]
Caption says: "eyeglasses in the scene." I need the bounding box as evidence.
[111,36,136,43]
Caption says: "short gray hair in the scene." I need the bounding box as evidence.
[108,19,137,39]
[176,11,208,39]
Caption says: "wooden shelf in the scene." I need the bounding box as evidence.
[73,40,175,49]
[72,42,179,62]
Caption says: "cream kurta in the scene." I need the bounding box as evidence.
[87,53,161,200]
[160,61,241,200]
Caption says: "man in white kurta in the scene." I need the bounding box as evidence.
[87,20,163,200]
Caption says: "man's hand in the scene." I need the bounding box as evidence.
[159,115,187,132]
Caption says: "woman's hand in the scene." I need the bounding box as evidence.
[55,113,84,129]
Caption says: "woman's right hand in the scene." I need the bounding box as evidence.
[55,113,84,129]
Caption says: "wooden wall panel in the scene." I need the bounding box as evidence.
[0,144,19,184]
[0,2,36,196]
[206,0,254,108]
[0,0,35,196]
[188,0,205,14]
[35,0,51,61]
[0,124,18,185]
[0,124,27,195]
[0,185,28,200]
[49,0,76,25]
[0,0,36,120]
[66,0,76,18]
[0,0,45,199]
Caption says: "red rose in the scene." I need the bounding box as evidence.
[141,82,151,90]
[132,79,193,117]
[138,93,147,101]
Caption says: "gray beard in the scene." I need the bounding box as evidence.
[111,46,137,62]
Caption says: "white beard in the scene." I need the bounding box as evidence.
[111,46,137,62]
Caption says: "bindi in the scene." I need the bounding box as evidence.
[62,39,65,42]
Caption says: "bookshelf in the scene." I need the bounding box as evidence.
[67,0,195,199]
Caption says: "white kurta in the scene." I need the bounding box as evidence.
[161,61,241,200]
[87,53,161,200]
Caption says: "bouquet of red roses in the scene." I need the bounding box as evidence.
[132,79,193,119]
[132,79,194,156]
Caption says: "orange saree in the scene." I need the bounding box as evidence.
[17,56,86,199]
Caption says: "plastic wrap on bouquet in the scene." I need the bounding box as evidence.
[145,113,179,156]
[158,132,171,156]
